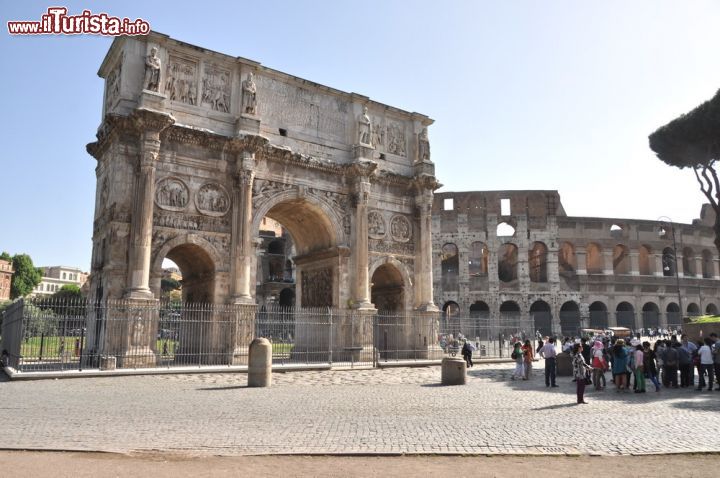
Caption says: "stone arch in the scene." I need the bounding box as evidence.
[498,243,518,283]
[641,302,660,329]
[706,303,719,315]
[442,301,460,318]
[251,190,344,256]
[616,301,635,329]
[702,249,714,279]
[687,302,701,316]
[558,241,576,276]
[666,302,681,326]
[279,288,295,307]
[529,241,548,283]
[440,243,459,290]
[589,301,608,329]
[468,241,488,277]
[369,257,412,312]
[151,233,222,303]
[638,245,653,276]
[469,300,490,318]
[682,247,695,277]
[530,300,552,337]
[559,301,581,336]
[613,244,630,275]
[586,243,603,274]
[662,247,676,276]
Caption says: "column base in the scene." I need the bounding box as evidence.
[120,347,156,368]
[123,288,155,300]
[415,303,439,313]
[231,295,256,305]
[351,300,376,311]
[138,89,167,111]
[236,114,261,135]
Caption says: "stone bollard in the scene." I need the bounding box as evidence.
[248,338,272,387]
[556,352,572,377]
[441,356,466,385]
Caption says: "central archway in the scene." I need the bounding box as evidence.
[254,194,344,308]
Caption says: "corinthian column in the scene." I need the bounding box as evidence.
[352,177,374,309]
[124,112,173,299]
[231,151,256,304]
[415,191,438,311]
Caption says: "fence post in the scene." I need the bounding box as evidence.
[328,307,333,365]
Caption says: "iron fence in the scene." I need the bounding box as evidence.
[0,298,544,374]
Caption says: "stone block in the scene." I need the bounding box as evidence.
[441,356,466,385]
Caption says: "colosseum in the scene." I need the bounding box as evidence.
[431,190,720,337]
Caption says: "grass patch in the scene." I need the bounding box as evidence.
[690,315,720,324]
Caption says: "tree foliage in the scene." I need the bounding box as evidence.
[649,88,720,254]
[0,251,11,262]
[10,254,43,299]
[51,284,82,301]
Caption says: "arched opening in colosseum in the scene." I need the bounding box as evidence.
[702,249,714,278]
[530,300,552,337]
[279,288,295,307]
[682,247,695,277]
[613,244,630,275]
[499,300,520,320]
[706,303,719,315]
[610,224,624,239]
[586,243,603,274]
[616,302,635,329]
[441,243,459,290]
[589,301,608,329]
[641,302,660,329]
[558,242,576,276]
[496,221,516,237]
[666,302,680,325]
[469,301,490,318]
[687,303,701,316]
[529,242,548,283]
[559,301,581,336]
[468,241,488,277]
[662,248,677,277]
[371,263,405,312]
[638,245,653,275]
[498,243,518,283]
[442,301,460,318]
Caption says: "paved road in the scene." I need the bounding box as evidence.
[1,362,718,456]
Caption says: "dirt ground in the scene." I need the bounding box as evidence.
[1,451,718,477]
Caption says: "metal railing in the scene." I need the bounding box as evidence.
[1,298,543,374]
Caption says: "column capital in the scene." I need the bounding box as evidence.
[131,108,175,135]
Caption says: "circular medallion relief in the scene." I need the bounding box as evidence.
[155,177,189,211]
[196,182,230,216]
[368,211,386,239]
[390,215,412,242]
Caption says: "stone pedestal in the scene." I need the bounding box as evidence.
[441,356,466,385]
[138,90,167,111]
[556,352,572,376]
[248,338,272,387]
[236,114,261,135]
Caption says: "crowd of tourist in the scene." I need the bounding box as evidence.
[534,332,720,404]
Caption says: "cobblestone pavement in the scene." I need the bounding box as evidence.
[1,362,719,456]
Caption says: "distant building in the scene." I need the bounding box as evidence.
[32,266,89,296]
[256,218,296,308]
[0,259,13,301]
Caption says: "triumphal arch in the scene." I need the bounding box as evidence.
[85,33,439,366]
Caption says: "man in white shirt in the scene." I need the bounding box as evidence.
[697,338,715,391]
[539,337,558,388]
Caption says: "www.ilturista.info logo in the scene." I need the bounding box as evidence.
[7,7,150,36]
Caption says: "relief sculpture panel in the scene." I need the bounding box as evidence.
[368,211,386,239]
[201,64,231,113]
[386,120,407,157]
[390,214,412,242]
[165,55,198,105]
[196,183,230,216]
[105,60,121,113]
[155,177,189,211]
[301,268,333,307]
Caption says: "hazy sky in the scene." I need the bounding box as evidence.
[2,1,719,270]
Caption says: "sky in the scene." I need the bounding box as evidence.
[2,1,719,271]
